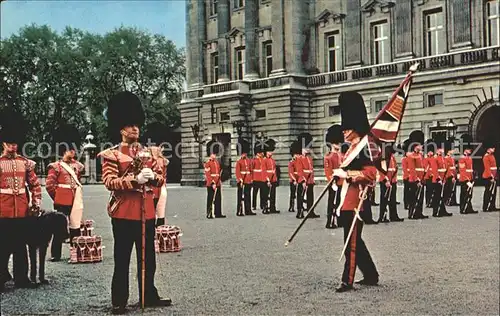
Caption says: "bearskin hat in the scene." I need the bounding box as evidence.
[0,108,28,145]
[206,140,222,156]
[265,138,276,153]
[52,123,81,156]
[339,91,370,137]
[325,124,343,146]
[290,141,301,156]
[237,138,250,155]
[106,91,145,142]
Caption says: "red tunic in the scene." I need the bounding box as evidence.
[0,154,42,218]
[408,152,424,183]
[324,150,342,182]
[235,156,252,184]
[204,159,221,187]
[46,159,84,206]
[423,156,433,181]
[150,148,168,199]
[401,156,409,180]
[458,156,473,182]
[445,156,456,179]
[340,166,378,211]
[288,159,298,183]
[298,155,314,184]
[435,155,447,183]
[265,157,277,183]
[252,155,267,182]
[482,152,497,179]
[98,143,164,221]
[379,155,397,184]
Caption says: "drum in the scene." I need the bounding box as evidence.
[155,225,182,253]
[80,219,95,237]
[69,235,103,263]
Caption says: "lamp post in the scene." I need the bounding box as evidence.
[191,123,206,186]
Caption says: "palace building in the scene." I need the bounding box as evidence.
[179,0,500,186]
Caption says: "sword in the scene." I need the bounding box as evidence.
[486,178,497,211]
[464,181,474,208]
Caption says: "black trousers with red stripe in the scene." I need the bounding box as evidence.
[338,211,379,286]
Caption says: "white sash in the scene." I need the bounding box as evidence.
[156,184,167,219]
[335,183,349,217]
[60,161,84,229]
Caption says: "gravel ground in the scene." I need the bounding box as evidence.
[0,184,498,316]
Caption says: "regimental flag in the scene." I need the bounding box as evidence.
[340,64,418,175]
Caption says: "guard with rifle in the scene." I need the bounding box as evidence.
[204,140,225,219]
[296,134,320,219]
[424,150,434,208]
[407,136,428,220]
[482,140,498,212]
[378,147,404,223]
[287,142,301,212]
[98,91,171,315]
[235,138,254,216]
[402,149,410,210]
[251,144,267,212]
[431,147,453,217]
[265,139,280,214]
[333,91,379,293]
[458,148,477,214]
[445,149,459,206]
[324,124,344,229]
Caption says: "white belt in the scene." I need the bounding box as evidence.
[266,171,275,173]
[304,170,312,173]
[253,169,261,172]
[449,167,456,170]
[438,169,446,172]
[293,172,298,174]
[0,188,26,195]
[415,168,424,171]
[210,174,220,176]
[240,171,250,174]
[388,168,396,171]
[491,167,497,170]
[466,169,473,172]
[57,184,74,189]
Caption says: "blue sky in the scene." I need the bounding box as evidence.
[0,0,186,47]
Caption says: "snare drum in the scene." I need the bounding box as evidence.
[79,219,95,237]
[69,235,103,263]
[155,225,182,253]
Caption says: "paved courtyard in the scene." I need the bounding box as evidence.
[1,184,499,315]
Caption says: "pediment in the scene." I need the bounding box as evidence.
[227,27,245,38]
[361,0,395,14]
[315,9,346,26]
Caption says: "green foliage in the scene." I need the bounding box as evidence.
[0,24,185,144]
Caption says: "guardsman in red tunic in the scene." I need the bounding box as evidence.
[424,151,434,207]
[334,91,379,293]
[204,140,225,219]
[378,150,404,223]
[458,148,477,214]
[265,139,280,214]
[98,92,171,314]
[296,135,320,219]
[287,142,301,213]
[251,145,267,212]
[402,151,410,210]
[482,142,498,212]
[432,148,452,217]
[0,108,41,291]
[407,142,428,219]
[235,139,254,216]
[46,124,85,262]
[324,124,344,229]
[444,149,459,206]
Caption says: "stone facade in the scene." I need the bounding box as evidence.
[180,0,500,186]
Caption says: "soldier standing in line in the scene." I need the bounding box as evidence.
[482,141,498,212]
[235,139,255,216]
[402,148,410,210]
[458,148,477,214]
[46,123,85,262]
[265,139,280,214]
[407,142,429,219]
[0,108,40,291]
[378,148,404,223]
[324,124,343,229]
[296,138,320,219]
[251,145,267,212]
[287,142,301,213]
[204,140,225,219]
[432,147,453,217]
[424,151,434,208]
[97,92,171,314]
[444,149,459,206]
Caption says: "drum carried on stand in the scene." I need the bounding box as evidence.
[155,225,182,253]
[69,219,104,263]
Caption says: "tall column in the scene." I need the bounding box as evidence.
[217,0,231,82]
[270,0,286,76]
[394,0,413,58]
[186,0,206,88]
[284,0,308,75]
[344,0,362,66]
[244,0,259,79]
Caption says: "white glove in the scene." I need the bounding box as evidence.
[136,168,154,184]
[333,169,348,179]
[467,181,473,188]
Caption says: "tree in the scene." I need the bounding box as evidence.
[0,24,185,146]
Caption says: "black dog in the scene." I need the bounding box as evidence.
[25,210,68,285]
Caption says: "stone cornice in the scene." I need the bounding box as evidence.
[314,9,346,26]
[361,0,395,15]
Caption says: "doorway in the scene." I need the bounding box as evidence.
[212,133,232,182]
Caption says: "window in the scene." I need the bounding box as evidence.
[424,9,445,56]
[328,105,341,117]
[210,0,218,16]
[427,93,443,107]
[211,53,219,84]
[210,104,216,124]
[233,0,244,9]
[264,42,273,77]
[255,109,266,119]
[219,111,230,122]
[375,100,385,112]
[372,22,389,64]
[486,0,500,46]
[326,32,340,72]
[235,47,245,80]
